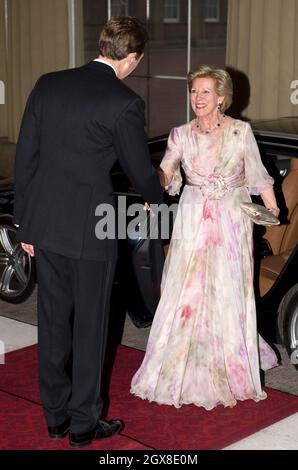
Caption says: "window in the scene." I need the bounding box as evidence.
[163,0,180,23]
[204,0,220,23]
[111,0,129,17]
[83,0,228,136]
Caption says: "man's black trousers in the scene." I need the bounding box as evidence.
[35,248,116,433]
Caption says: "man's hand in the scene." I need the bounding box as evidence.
[21,243,35,257]
[143,202,151,211]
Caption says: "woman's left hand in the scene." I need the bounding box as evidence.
[266,206,280,218]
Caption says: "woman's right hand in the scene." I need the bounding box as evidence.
[158,167,170,190]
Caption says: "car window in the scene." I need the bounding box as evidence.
[257,143,295,180]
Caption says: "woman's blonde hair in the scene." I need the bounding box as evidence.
[187,64,233,112]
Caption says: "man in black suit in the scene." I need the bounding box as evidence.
[14,17,163,448]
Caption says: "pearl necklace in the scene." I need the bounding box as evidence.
[196,114,226,134]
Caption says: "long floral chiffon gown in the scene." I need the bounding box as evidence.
[130,118,278,410]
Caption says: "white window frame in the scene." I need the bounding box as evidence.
[163,0,180,24]
[204,0,220,23]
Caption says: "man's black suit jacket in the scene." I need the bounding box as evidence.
[14,61,163,260]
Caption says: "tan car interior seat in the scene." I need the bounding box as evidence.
[260,158,298,296]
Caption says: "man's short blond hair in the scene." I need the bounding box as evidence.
[99,16,148,60]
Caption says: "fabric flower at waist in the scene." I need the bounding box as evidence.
[186,173,245,200]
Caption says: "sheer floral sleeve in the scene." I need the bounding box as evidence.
[160,127,183,196]
[243,123,274,195]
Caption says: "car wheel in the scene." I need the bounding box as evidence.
[278,284,298,370]
[0,214,35,303]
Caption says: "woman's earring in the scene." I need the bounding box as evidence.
[217,103,222,110]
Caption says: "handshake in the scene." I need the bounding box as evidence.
[144,167,170,212]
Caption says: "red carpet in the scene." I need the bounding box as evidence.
[0,344,298,450]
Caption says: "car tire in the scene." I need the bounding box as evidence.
[0,214,35,303]
[278,284,298,370]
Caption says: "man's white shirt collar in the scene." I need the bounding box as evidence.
[93,59,117,76]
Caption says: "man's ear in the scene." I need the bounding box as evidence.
[127,52,137,64]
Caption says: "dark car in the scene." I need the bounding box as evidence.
[0,117,297,368]
[0,138,35,304]
[249,117,298,368]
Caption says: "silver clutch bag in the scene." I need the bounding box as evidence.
[240,202,280,226]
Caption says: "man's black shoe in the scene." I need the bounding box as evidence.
[48,418,71,439]
[69,419,123,448]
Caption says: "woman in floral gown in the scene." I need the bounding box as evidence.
[131,65,279,410]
